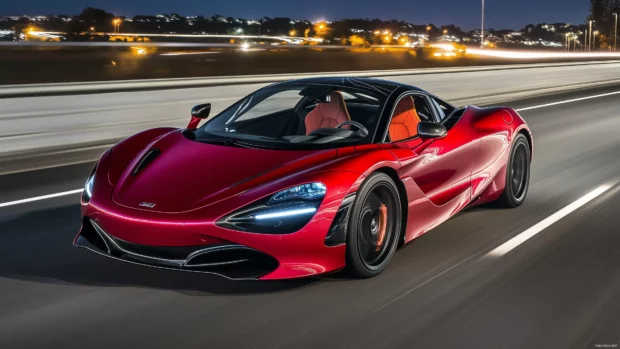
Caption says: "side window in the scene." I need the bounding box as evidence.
[412,96,434,122]
[388,94,434,142]
[430,96,455,121]
[235,90,302,122]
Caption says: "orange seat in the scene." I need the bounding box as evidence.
[305,92,351,135]
[388,96,421,142]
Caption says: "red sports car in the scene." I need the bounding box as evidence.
[75,77,533,280]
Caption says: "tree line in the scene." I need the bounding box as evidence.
[590,0,620,48]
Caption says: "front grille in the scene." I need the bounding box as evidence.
[75,218,279,279]
[112,237,219,260]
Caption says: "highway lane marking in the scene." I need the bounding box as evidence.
[515,90,620,112]
[486,182,616,257]
[0,189,83,208]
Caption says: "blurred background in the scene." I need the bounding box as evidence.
[1,0,620,348]
[0,5,618,84]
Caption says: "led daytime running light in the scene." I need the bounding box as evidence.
[254,207,317,220]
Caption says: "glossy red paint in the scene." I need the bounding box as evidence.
[187,116,203,130]
[387,105,531,242]
[76,99,532,280]
[108,128,177,184]
[83,159,357,279]
[112,130,329,213]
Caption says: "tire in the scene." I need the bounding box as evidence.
[346,172,403,278]
[495,133,531,208]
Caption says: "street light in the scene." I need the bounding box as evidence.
[573,36,577,51]
[113,18,121,34]
[614,13,618,51]
[593,30,599,51]
[289,30,296,37]
[588,20,594,51]
[481,0,485,48]
[443,29,448,35]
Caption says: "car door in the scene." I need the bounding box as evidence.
[389,93,480,239]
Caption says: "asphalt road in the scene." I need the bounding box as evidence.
[1,85,620,348]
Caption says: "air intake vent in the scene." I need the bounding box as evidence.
[442,108,466,130]
[132,148,161,176]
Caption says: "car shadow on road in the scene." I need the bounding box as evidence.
[0,204,316,295]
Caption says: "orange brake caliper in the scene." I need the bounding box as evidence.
[376,204,388,251]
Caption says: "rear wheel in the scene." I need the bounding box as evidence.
[496,133,530,208]
[346,173,402,278]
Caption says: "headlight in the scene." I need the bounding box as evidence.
[82,164,97,204]
[216,182,326,234]
[270,183,326,202]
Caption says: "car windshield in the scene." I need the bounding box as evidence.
[193,83,386,149]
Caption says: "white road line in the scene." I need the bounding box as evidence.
[486,183,615,258]
[0,189,83,208]
[515,91,620,112]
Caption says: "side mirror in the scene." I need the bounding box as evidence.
[187,103,211,129]
[417,121,447,139]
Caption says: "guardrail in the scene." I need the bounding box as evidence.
[2,60,619,98]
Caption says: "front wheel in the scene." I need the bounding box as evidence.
[496,133,531,208]
[346,173,402,278]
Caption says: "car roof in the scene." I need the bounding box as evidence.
[275,77,427,97]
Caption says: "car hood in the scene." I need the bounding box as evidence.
[112,131,335,213]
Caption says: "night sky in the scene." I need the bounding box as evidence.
[1,0,589,30]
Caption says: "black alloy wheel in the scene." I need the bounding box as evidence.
[346,172,402,278]
[496,133,531,208]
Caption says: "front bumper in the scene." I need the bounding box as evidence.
[75,218,279,280]
[76,160,360,280]
[75,195,350,280]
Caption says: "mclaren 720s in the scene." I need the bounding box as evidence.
[75,77,533,280]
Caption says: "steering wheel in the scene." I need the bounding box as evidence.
[336,121,369,137]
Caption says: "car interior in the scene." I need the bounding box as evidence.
[387,95,435,142]
[219,88,383,144]
[199,86,438,146]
